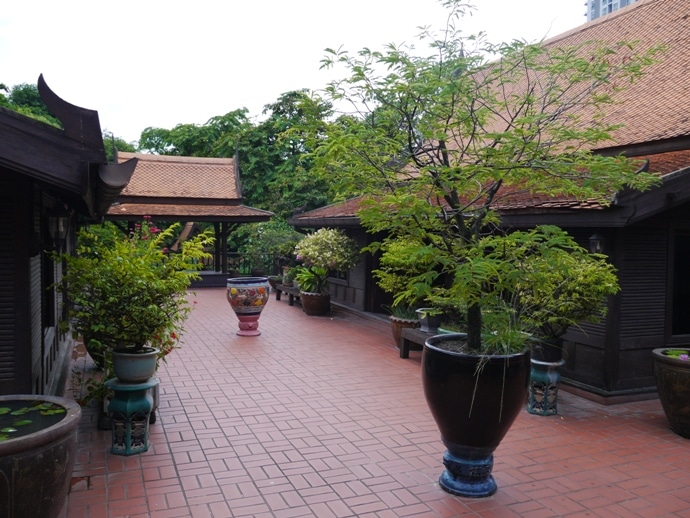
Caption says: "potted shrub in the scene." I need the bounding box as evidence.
[282,267,298,287]
[372,238,437,344]
[293,228,360,315]
[232,219,304,276]
[267,275,282,290]
[382,303,419,346]
[512,235,620,415]
[312,0,659,497]
[57,217,213,386]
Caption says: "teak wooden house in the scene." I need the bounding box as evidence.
[0,76,135,395]
[291,0,690,401]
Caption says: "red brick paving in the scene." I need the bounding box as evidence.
[63,287,690,517]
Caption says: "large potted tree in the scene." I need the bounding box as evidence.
[311,0,660,497]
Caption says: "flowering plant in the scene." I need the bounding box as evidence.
[58,217,213,354]
[293,228,359,293]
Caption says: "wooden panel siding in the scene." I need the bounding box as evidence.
[0,192,15,387]
[618,226,667,340]
[30,255,42,393]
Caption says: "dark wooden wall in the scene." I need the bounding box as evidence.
[0,170,72,395]
[561,220,672,398]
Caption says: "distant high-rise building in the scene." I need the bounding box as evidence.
[587,0,640,21]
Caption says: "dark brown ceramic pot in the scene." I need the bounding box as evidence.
[423,333,530,497]
[653,348,690,438]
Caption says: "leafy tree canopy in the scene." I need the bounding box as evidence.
[309,0,662,352]
[137,90,336,219]
[1,82,61,127]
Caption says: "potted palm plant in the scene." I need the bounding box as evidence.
[293,228,360,315]
[312,0,660,497]
[58,217,213,386]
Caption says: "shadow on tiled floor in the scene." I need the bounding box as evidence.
[63,288,690,517]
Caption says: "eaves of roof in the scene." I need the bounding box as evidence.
[107,202,273,223]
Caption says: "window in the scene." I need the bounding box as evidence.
[672,233,690,334]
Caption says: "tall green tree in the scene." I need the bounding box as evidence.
[138,108,251,156]
[311,0,662,352]
[237,90,334,217]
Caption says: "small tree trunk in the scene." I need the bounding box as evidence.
[466,303,482,351]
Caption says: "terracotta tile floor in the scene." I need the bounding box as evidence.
[63,287,690,518]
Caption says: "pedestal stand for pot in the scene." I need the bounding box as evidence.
[527,339,566,416]
[226,277,270,336]
[527,359,566,416]
[105,377,159,455]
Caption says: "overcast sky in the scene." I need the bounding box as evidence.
[1,1,587,144]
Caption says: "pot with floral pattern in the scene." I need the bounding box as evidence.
[226,277,270,336]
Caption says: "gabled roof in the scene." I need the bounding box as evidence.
[116,152,241,201]
[107,151,273,223]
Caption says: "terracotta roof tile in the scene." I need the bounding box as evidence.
[541,0,690,149]
[294,147,690,222]
[116,151,240,200]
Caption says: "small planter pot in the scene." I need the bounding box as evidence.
[389,316,419,347]
[227,277,270,336]
[0,395,81,518]
[300,292,331,316]
[267,276,281,290]
[653,348,690,438]
[416,308,442,333]
[111,347,159,383]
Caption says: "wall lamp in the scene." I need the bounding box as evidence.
[588,232,606,254]
[48,206,71,251]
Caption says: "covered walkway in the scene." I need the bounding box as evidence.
[64,288,689,517]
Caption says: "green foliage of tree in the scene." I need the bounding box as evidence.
[236,90,335,217]
[311,0,662,353]
[138,109,251,156]
[232,218,304,272]
[2,82,61,127]
[136,91,335,218]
